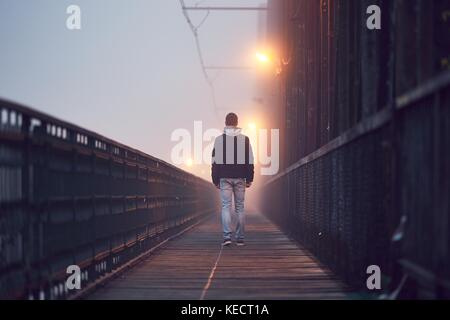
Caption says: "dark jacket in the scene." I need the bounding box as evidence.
[211,127,254,185]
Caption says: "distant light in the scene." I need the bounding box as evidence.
[256,52,270,63]
[275,66,282,76]
[248,122,257,130]
[186,158,193,167]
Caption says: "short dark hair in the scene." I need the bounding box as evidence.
[225,113,238,126]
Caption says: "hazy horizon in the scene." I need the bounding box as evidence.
[0,0,267,180]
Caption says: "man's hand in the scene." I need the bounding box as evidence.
[246,181,252,188]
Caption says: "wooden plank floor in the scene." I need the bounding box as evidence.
[87,212,349,300]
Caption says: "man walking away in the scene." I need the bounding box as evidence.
[211,113,254,246]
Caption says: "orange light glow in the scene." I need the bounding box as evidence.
[255,52,270,64]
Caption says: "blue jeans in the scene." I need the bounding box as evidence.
[220,178,246,240]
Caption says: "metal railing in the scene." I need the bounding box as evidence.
[262,0,450,299]
[261,72,450,298]
[0,99,219,299]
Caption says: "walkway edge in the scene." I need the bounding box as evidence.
[69,214,212,300]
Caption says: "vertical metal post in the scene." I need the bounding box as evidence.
[21,114,32,298]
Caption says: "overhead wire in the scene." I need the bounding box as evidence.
[179,0,220,118]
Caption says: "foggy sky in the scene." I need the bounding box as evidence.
[0,0,267,180]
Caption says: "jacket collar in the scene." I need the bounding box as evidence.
[224,126,242,137]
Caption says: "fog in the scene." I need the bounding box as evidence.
[1,0,265,171]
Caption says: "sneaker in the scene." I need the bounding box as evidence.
[236,239,245,246]
[222,239,232,246]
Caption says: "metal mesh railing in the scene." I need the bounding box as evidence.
[0,99,219,299]
[262,108,393,289]
[262,0,450,298]
[262,73,450,297]
[395,75,450,298]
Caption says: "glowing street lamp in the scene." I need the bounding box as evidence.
[255,52,270,64]
[255,50,283,76]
